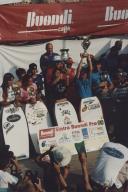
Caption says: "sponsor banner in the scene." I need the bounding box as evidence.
[0,0,22,5]
[38,121,109,154]
[0,0,128,42]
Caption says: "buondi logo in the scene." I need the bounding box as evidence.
[7,114,21,122]
[98,6,128,28]
[105,6,128,22]
[25,9,73,33]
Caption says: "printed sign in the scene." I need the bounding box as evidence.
[38,121,109,154]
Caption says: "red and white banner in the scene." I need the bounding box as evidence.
[0,0,128,42]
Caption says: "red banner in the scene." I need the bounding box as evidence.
[0,0,128,42]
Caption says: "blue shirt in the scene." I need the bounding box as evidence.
[75,75,92,98]
[92,71,112,86]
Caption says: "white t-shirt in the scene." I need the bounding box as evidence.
[0,170,18,188]
[91,142,128,188]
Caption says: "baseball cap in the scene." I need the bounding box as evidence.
[51,146,72,167]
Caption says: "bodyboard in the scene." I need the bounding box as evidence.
[2,104,29,159]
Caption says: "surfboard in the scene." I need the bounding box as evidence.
[25,100,52,153]
[54,99,78,126]
[80,96,104,122]
[2,104,29,160]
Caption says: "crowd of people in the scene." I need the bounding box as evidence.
[0,41,128,136]
[1,141,128,192]
[0,40,128,192]
[0,144,72,192]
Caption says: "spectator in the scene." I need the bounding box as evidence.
[45,55,66,105]
[20,74,37,104]
[45,55,66,86]
[64,57,76,87]
[50,68,68,103]
[16,68,26,87]
[35,145,72,192]
[28,63,45,97]
[64,57,79,111]
[112,70,128,146]
[118,54,128,74]
[15,179,45,192]
[1,73,15,106]
[40,43,59,75]
[14,68,27,106]
[101,40,123,79]
[15,171,45,192]
[92,60,113,98]
[0,146,19,192]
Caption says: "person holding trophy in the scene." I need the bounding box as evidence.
[75,38,93,99]
[74,38,93,192]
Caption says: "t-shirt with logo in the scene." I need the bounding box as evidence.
[51,79,67,101]
[91,142,128,188]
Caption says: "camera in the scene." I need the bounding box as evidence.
[25,170,39,184]
[117,71,128,86]
[8,151,15,160]
[100,71,109,82]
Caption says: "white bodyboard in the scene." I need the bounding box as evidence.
[80,96,105,122]
[25,101,52,153]
[2,104,29,159]
[80,96,109,150]
[55,100,78,126]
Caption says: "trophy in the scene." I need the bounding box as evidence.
[60,49,69,61]
[81,37,91,65]
[13,83,21,96]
